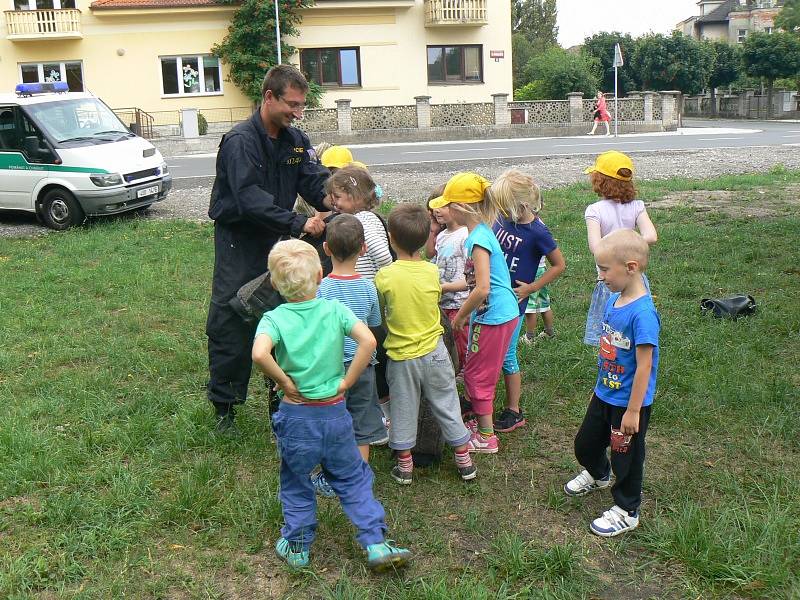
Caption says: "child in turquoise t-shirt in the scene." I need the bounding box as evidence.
[252,239,411,572]
[429,172,520,455]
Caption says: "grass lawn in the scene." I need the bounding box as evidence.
[1,169,799,599]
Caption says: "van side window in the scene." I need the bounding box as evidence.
[0,107,17,151]
[0,107,49,162]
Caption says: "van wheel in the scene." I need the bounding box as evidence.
[40,188,85,230]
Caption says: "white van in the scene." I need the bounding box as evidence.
[0,82,172,230]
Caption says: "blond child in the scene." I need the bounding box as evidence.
[490,170,566,433]
[252,239,410,571]
[429,172,520,454]
[565,229,660,537]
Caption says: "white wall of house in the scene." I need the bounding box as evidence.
[287,0,512,108]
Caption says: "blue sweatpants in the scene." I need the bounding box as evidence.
[271,400,388,551]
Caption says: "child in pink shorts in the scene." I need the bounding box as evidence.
[429,172,520,454]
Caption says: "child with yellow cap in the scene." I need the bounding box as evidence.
[429,172,520,454]
[583,151,658,346]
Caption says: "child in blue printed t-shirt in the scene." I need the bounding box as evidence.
[252,239,410,571]
[491,170,566,434]
[564,229,660,537]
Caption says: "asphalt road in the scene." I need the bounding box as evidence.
[166,118,800,185]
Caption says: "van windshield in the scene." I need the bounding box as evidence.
[24,98,132,145]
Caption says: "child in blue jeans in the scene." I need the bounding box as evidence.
[252,239,411,571]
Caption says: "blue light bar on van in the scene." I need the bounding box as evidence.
[15,82,70,96]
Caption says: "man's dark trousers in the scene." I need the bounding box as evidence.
[206,222,278,410]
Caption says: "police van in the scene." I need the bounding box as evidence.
[0,82,172,230]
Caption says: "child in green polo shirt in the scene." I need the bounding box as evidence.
[252,239,411,571]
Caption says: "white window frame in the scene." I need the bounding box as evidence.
[14,0,76,10]
[159,54,224,98]
[18,60,83,90]
[737,29,748,43]
[763,26,773,35]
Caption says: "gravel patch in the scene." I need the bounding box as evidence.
[3,145,800,239]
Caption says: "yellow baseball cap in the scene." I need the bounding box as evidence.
[584,151,635,181]
[428,172,491,209]
[321,145,354,169]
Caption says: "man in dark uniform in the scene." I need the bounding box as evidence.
[207,65,329,435]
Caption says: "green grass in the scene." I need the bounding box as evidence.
[1,170,799,599]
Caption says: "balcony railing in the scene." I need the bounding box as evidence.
[424,0,487,26]
[5,9,82,41]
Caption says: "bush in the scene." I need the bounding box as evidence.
[514,81,547,101]
[521,47,599,99]
[198,113,208,136]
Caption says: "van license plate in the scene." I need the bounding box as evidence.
[137,185,159,198]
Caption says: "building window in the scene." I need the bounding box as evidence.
[763,26,773,34]
[300,48,361,87]
[427,45,482,84]
[160,55,222,96]
[14,0,75,9]
[19,61,83,91]
[737,29,748,43]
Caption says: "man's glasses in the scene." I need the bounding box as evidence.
[277,95,306,111]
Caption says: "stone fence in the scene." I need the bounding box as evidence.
[294,91,678,139]
[683,90,799,119]
[145,91,682,155]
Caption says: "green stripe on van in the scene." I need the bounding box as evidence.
[0,152,109,174]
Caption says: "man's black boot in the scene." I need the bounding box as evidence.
[213,403,240,438]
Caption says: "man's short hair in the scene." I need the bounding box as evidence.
[597,229,650,271]
[268,239,321,300]
[387,203,430,255]
[261,64,309,99]
[326,214,365,262]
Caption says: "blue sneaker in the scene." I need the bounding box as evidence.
[366,541,412,572]
[275,537,309,567]
[311,471,336,498]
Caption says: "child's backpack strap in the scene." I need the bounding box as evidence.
[373,211,397,261]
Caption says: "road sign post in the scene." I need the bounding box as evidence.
[613,43,624,138]
[274,0,282,64]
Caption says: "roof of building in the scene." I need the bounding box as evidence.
[91,0,219,9]
[696,0,737,23]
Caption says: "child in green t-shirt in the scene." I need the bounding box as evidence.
[252,239,411,572]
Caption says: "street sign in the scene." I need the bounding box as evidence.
[613,43,624,68]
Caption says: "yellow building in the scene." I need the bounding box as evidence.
[0,0,511,117]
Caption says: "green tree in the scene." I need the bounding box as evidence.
[519,47,599,100]
[581,31,637,95]
[212,0,321,106]
[629,32,713,95]
[705,40,741,115]
[775,0,800,91]
[775,0,800,34]
[512,33,535,90]
[512,0,558,52]
[742,31,800,117]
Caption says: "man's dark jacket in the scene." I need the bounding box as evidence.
[208,110,328,302]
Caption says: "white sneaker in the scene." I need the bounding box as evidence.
[590,505,639,537]
[564,469,611,497]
